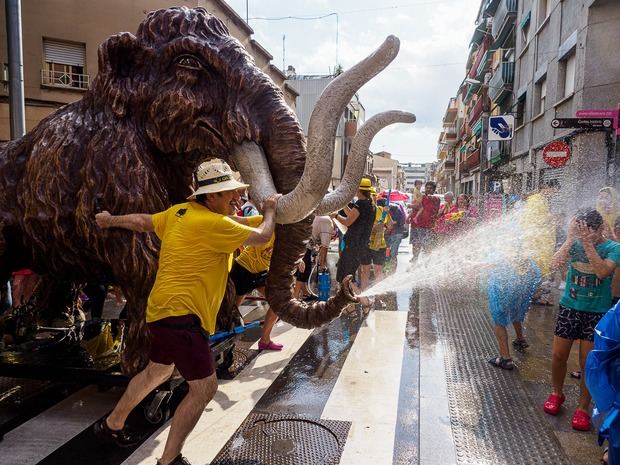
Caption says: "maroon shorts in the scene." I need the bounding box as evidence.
[147,314,214,381]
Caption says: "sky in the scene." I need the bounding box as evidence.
[227,0,481,165]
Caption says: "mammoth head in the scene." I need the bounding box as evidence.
[88,7,411,224]
[89,7,287,163]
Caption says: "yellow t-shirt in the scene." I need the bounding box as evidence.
[147,202,254,334]
[520,193,555,276]
[235,232,275,274]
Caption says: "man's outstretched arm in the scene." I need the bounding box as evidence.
[95,211,154,232]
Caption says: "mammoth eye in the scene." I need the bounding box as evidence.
[175,55,202,70]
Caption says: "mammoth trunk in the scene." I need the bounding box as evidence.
[266,222,357,329]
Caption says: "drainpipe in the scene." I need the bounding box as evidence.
[5,0,26,139]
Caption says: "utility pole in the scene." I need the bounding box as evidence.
[5,0,26,139]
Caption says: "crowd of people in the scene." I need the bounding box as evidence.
[2,153,619,465]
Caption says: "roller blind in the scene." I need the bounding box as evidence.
[43,39,85,67]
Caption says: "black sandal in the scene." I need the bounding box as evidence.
[93,415,141,447]
[488,356,514,370]
[512,338,529,350]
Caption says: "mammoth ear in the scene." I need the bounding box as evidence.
[96,32,143,117]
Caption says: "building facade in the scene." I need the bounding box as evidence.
[437,0,620,201]
[285,73,365,188]
[400,162,428,192]
[510,0,620,204]
[372,151,403,190]
[0,0,298,141]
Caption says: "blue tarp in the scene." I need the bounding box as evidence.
[586,301,620,463]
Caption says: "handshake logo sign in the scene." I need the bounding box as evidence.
[488,115,514,141]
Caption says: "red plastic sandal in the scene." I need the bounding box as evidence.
[258,340,283,351]
[571,409,591,431]
[543,393,565,415]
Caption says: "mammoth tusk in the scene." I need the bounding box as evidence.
[230,141,277,208]
[275,35,401,224]
[315,110,416,215]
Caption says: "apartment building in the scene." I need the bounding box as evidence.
[510,0,620,203]
[401,162,427,192]
[0,0,298,141]
[437,0,620,200]
[372,151,404,190]
[285,72,366,188]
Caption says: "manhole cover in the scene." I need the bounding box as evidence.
[211,413,351,465]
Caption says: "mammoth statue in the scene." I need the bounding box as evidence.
[0,7,414,374]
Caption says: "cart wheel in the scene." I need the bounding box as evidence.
[219,346,235,371]
[143,403,169,425]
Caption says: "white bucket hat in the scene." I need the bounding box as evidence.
[187,159,249,199]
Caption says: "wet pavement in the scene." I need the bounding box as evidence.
[0,248,607,464]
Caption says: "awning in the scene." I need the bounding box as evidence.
[520,10,531,30]
[472,118,483,137]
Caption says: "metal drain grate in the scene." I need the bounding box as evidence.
[211,413,350,465]
[424,289,571,465]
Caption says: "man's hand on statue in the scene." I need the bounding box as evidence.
[262,194,281,213]
[95,211,113,229]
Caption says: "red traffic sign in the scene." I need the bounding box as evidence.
[543,141,571,168]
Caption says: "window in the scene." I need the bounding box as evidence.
[520,10,531,45]
[516,94,527,127]
[535,78,547,115]
[538,0,552,25]
[562,53,576,98]
[42,39,88,89]
[526,172,534,191]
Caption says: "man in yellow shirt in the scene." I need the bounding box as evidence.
[93,160,278,465]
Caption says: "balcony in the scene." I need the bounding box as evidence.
[344,120,357,137]
[487,140,510,164]
[444,123,457,139]
[443,97,458,123]
[464,149,481,170]
[467,98,484,127]
[468,36,491,79]
[492,0,517,46]
[488,60,515,103]
[41,69,89,90]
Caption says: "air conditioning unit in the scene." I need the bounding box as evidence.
[1,64,8,83]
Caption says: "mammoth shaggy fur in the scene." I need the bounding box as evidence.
[0,7,356,374]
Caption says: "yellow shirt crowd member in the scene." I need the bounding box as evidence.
[147,201,255,334]
[520,193,555,276]
[368,206,392,251]
[235,216,275,274]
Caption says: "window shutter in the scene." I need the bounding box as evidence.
[43,39,85,67]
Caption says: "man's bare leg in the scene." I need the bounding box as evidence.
[159,373,218,465]
[107,361,175,430]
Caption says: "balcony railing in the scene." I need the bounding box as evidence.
[467,98,484,126]
[468,36,490,79]
[41,69,89,90]
[488,60,515,103]
[492,0,517,45]
[344,120,357,137]
[464,149,481,170]
[444,123,457,137]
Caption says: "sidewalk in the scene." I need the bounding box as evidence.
[418,286,601,465]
